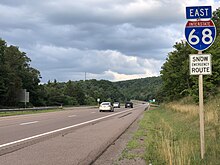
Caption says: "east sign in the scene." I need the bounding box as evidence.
[186,6,212,19]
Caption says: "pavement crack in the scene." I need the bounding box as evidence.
[118,112,132,119]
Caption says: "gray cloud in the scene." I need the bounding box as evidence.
[42,0,184,27]
[0,0,218,82]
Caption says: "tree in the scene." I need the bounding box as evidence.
[0,38,41,107]
[160,41,196,101]
[74,83,85,105]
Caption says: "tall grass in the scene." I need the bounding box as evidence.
[165,96,219,126]
[142,109,200,165]
[205,96,219,125]
[159,96,220,164]
[166,102,198,116]
[158,119,193,165]
[120,95,220,164]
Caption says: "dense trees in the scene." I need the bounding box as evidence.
[160,40,220,102]
[0,39,41,107]
[37,78,161,106]
[114,77,162,101]
[160,41,195,101]
[33,79,126,106]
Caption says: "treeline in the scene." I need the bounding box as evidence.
[159,8,220,102]
[24,77,161,107]
[36,77,161,106]
[114,77,162,101]
[37,79,126,106]
[0,39,41,108]
[0,39,161,108]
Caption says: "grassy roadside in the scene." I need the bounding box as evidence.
[119,96,220,165]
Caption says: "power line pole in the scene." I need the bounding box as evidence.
[85,72,87,81]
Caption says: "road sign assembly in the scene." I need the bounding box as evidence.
[185,5,215,159]
[189,54,212,75]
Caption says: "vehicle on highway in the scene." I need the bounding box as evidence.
[125,101,133,108]
[113,102,120,108]
[99,102,114,112]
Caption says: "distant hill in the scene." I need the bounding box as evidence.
[113,76,162,102]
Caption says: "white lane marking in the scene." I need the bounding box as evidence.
[91,112,96,114]
[0,105,144,149]
[68,115,76,118]
[20,121,39,126]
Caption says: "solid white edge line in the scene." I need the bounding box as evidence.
[0,105,144,149]
[20,121,39,126]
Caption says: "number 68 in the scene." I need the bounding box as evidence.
[188,28,213,45]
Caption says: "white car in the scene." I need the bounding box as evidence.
[99,102,114,112]
[113,102,120,108]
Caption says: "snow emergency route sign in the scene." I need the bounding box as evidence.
[185,20,216,51]
[189,54,212,75]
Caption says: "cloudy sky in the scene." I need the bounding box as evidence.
[0,0,219,82]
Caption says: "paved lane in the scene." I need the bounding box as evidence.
[0,103,148,165]
[0,105,145,152]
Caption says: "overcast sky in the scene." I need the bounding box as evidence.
[0,0,219,83]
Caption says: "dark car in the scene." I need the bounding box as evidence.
[125,101,133,108]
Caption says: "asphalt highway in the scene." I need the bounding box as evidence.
[0,103,148,164]
[0,107,115,146]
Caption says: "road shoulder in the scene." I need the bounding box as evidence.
[92,111,146,165]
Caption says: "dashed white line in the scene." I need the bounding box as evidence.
[91,112,96,114]
[20,121,39,126]
[68,115,77,118]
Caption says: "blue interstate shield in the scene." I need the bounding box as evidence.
[185,20,216,51]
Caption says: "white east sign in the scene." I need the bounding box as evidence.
[189,54,212,75]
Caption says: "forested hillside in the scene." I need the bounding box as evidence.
[34,79,125,106]
[114,77,162,101]
[34,77,161,107]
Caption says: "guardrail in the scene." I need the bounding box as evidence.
[0,106,62,112]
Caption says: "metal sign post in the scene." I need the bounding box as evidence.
[24,90,27,109]
[198,51,205,159]
[24,89,29,109]
[97,98,100,107]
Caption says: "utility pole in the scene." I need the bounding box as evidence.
[85,72,87,81]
